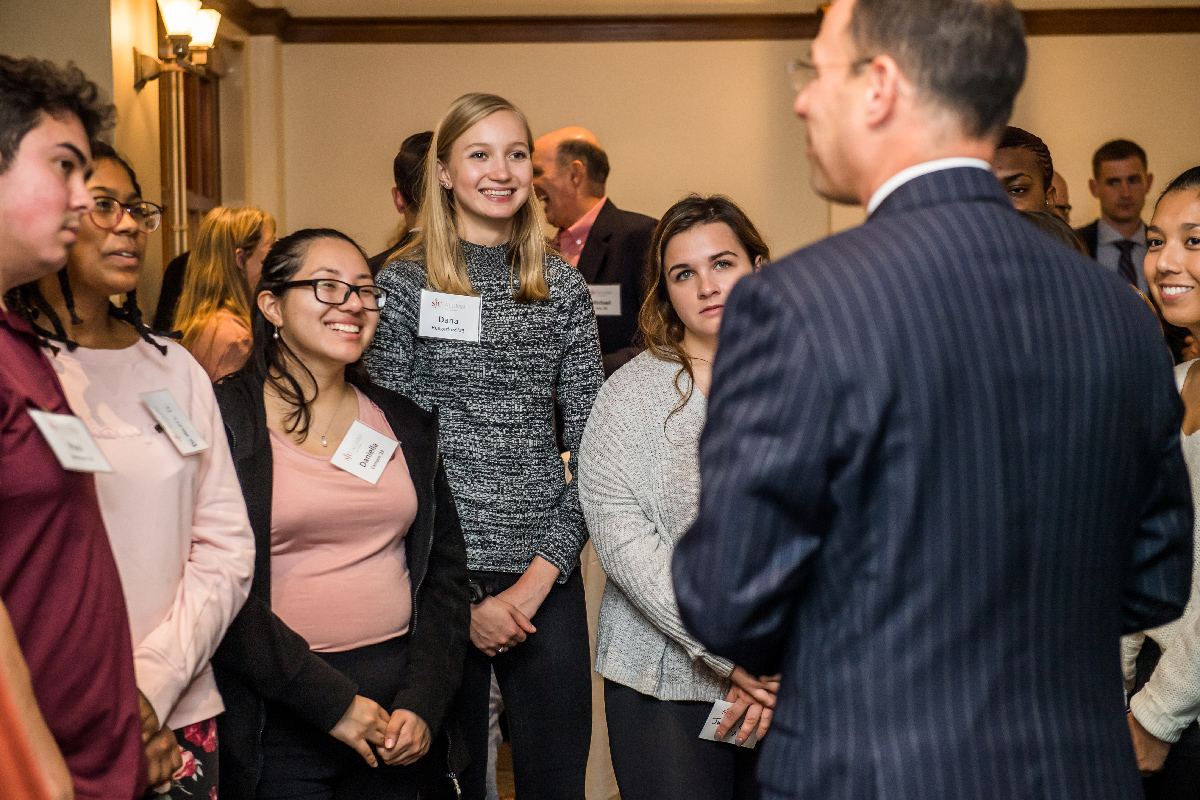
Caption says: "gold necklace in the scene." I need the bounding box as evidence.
[319,385,352,447]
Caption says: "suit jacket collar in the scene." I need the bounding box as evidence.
[870,165,1010,219]
[577,197,620,283]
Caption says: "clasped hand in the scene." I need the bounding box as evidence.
[470,594,537,657]
[714,668,780,745]
[138,691,182,788]
[329,695,431,767]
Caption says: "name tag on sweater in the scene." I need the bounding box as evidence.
[28,409,113,473]
[141,390,208,456]
[418,289,482,342]
[588,284,621,316]
[331,420,399,485]
[698,699,759,748]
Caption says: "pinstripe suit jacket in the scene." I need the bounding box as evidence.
[672,167,1193,799]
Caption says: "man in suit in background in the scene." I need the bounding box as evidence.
[672,0,1193,798]
[1051,170,1073,224]
[1076,139,1154,292]
[532,127,656,376]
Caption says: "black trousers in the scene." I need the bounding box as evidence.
[1136,639,1200,800]
[457,566,592,800]
[603,679,762,800]
[256,635,432,800]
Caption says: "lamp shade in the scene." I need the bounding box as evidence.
[189,9,221,48]
[157,0,201,37]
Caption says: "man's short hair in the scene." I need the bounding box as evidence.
[0,55,114,174]
[847,0,1026,139]
[997,126,1053,192]
[556,139,610,188]
[393,130,433,209]
[1092,139,1148,178]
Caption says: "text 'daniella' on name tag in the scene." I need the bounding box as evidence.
[331,419,400,485]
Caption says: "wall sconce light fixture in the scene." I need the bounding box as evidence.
[133,0,221,90]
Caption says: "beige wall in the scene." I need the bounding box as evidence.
[271,33,1200,259]
[278,38,821,259]
[0,0,114,101]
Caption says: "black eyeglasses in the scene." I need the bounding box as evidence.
[89,196,163,233]
[279,279,387,310]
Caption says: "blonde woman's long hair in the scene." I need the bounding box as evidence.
[174,206,274,349]
[400,93,550,302]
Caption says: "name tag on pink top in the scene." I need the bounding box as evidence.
[141,390,208,456]
[331,419,399,485]
[28,409,113,473]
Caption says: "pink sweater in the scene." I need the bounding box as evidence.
[269,387,416,652]
[189,308,252,382]
[49,339,255,730]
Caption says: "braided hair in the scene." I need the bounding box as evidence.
[4,143,173,354]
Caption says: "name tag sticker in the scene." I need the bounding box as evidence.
[588,283,622,317]
[28,409,113,473]
[140,390,208,456]
[698,699,759,748]
[418,289,482,342]
[331,420,400,485]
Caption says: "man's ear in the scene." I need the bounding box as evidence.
[1146,173,1155,196]
[862,55,901,129]
[258,289,283,328]
[568,159,587,188]
[392,186,408,215]
[1089,178,1100,199]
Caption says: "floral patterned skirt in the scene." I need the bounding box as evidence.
[151,717,219,799]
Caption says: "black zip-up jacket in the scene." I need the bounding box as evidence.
[211,369,469,800]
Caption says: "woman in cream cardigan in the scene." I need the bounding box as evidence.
[578,195,777,800]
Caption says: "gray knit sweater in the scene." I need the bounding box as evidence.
[578,350,735,702]
[365,242,603,579]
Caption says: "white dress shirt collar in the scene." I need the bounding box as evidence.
[866,158,993,216]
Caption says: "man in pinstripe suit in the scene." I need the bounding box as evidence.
[671,0,1194,798]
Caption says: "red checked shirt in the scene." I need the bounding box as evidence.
[0,307,145,800]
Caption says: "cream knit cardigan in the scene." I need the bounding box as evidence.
[578,350,735,702]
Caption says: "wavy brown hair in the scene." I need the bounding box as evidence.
[638,194,770,417]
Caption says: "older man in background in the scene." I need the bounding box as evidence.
[533,127,656,376]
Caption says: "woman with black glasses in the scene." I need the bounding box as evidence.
[8,141,255,799]
[211,228,469,800]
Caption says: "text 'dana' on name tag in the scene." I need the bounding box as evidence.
[418,289,482,342]
[331,419,400,485]
[588,283,621,317]
[28,409,113,473]
[141,389,209,456]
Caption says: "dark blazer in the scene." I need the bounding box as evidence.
[575,198,657,373]
[211,369,470,800]
[672,167,1193,800]
[153,250,190,331]
[1075,219,1100,258]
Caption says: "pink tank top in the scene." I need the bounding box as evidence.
[269,387,416,652]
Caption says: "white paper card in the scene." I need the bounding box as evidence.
[698,699,759,748]
[331,419,400,485]
[588,283,622,317]
[28,409,113,473]
[140,390,208,456]
[418,289,482,342]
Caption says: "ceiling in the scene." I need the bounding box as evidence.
[265,0,1200,18]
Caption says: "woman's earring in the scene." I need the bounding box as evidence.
[273,327,280,340]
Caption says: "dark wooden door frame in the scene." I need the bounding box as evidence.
[206,1,1200,43]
